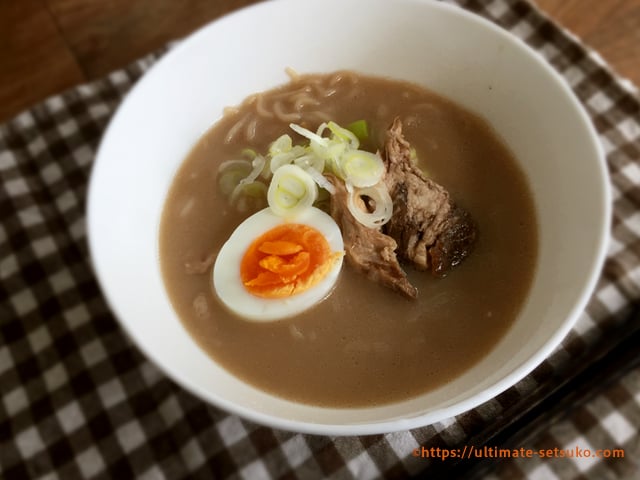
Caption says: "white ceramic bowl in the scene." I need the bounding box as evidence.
[88,0,610,435]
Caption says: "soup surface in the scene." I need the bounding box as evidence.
[159,71,538,407]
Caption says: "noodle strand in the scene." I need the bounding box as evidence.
[224,114,250,144]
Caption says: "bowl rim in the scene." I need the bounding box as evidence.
[87,0,611,435]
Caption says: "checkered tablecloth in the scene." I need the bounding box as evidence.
[2,0,639,478]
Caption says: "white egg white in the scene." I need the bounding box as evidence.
[213,207,344,321]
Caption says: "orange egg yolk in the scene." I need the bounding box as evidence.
[241,223,341,298]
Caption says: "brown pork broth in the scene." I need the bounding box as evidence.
[159,71,538,407]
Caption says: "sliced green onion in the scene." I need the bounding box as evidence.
[289,123,329,147]
[268,164,318,218]
[230,181,268,212]
[347,120,369,141]
[269,145,309,173]
[222,120,393,224]
[347,182,393,229]
[294,153,325,173]
[305,166,335,195]
[269,152,294,173]
[217,160,252,196]
[268,134,293,156]
[241,148,259,160]
[338,150,384,188]
[242,155,266,185]
[313,142,348,182]
[327,121,359,148]
[243,140,270,179]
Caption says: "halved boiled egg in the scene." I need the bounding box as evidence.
[213,207,344,321]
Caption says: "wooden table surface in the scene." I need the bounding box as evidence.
[0,0,639,123]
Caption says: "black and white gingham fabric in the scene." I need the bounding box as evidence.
[1,0,639,478]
